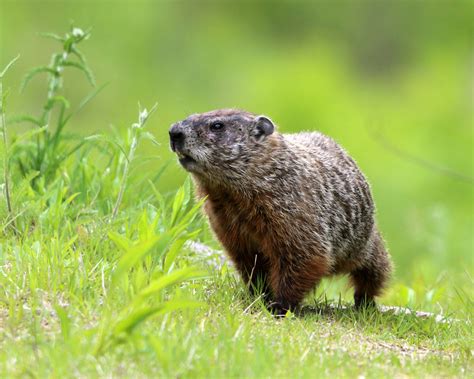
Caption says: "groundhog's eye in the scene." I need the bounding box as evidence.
[210,122,225,131]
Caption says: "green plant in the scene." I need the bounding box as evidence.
[93,191,206,354]
[0,55,20,232]
[110,104,158,221]
[13,26,102,187]
[1,26,209,359]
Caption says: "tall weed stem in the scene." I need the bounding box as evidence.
[0,55,20,230]
[111,104,157,221]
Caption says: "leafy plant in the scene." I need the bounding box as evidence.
[12,26,103,188]
[92,179,206,355]
[1,27,208,355]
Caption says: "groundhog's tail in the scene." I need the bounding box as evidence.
[350,228,393,307]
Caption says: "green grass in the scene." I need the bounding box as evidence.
[1,27,473,378]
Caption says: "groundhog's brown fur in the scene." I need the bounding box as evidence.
[169,109,392,315]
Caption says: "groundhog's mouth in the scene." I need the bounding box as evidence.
[176,152,197,167]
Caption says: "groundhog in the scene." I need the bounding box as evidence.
[169,109,392,315]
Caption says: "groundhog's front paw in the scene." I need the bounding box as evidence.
[267,301,291,317]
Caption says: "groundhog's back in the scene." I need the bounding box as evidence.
[281,131,376,264]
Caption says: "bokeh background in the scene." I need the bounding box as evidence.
[1,1,472,296]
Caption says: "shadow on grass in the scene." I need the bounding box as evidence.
[296,302,455,341]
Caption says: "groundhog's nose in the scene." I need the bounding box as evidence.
[169,124,185,152]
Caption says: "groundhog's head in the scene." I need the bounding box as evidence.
[169,109,276,181]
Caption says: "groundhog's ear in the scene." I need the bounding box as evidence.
[252,115,275,140]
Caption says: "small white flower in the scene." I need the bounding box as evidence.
[72,27,85,38]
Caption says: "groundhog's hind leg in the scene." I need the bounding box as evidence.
[350,230,392,308]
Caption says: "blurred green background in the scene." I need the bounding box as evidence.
[1,1,472,289]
